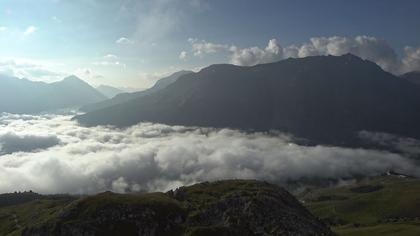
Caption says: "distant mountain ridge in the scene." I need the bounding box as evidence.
[80,70,193,113]
[75,54,420,147]
[0,75,106,114]
[95,85,124,98]
[401,71,420,85]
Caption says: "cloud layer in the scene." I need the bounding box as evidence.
[359,131,420,156]
[0,132,60,155]
[187,36,420,74]
[0,113,419,195]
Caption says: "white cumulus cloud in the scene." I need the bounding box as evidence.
[103,54,118,60]
[230,39,284,66]
[188,36,420,74]
[179,51,188,60]
[189,38,230,56]
[23,26,37,36]
[116,37,133,45]
[402,46,420,73]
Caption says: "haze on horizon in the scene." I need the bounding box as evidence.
[0,0,419,89]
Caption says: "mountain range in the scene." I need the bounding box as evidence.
[0,75,106,114]
[75,54,420,147]
[80,70,193,113]
[0,71,195,115]
[95,85,125,98]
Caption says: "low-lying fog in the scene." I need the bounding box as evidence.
[0,112,419,194]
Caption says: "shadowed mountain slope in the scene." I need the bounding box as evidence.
[75,54,420,147]
[96,85,125,98]
[80,70,193,112]
[401,71,420,86]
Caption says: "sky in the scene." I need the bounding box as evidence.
[0,0,419,88]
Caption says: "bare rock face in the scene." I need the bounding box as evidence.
[171,180,333,236]
[22,180,333,236]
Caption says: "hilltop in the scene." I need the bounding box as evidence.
[0,180,332,236]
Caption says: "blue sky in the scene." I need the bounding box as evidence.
[0,0,419,88]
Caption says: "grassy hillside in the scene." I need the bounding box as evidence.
[3,176,419,236]
[299,175,420,235]
[0,196,75,236]
[0,180,332,236]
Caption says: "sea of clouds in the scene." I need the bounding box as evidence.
[0,112,419,195]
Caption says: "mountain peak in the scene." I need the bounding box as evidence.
[199,63,241,74]
[341,53,360,59]
[62,75,85,83]
[0,75,106,114]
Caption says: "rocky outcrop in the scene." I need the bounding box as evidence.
[23,180,333,236]
[172,180,332,236]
